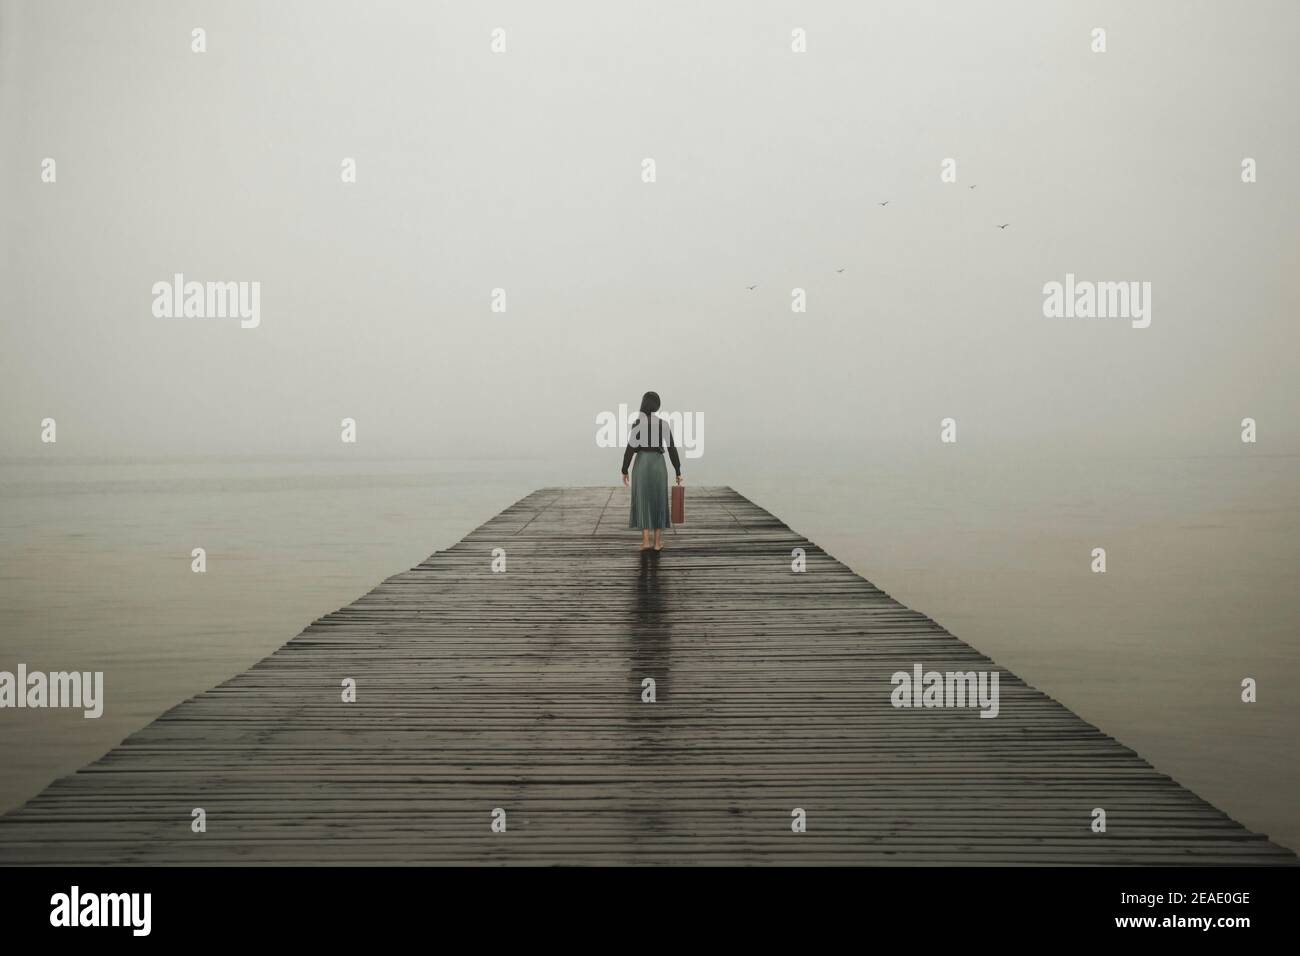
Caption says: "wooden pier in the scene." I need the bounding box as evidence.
[0,487,1293,865]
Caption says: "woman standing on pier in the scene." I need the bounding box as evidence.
[621,391,683,551]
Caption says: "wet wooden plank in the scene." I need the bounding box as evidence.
[0,487,1293,865]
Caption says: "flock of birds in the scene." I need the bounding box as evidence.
[744,194,1010,290]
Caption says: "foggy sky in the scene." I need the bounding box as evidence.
[3,0,1298,471]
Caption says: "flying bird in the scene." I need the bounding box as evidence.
[746,284,758,291]
[968,185,977,189]
[878,201,890,207]
[836,268,846,274]
[996,223,1010,229]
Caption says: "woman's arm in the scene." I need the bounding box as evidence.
[667,427,682,479]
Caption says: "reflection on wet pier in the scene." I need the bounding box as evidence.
[0,487,1293,865]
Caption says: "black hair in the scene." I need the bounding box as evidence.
[639,391,661,416]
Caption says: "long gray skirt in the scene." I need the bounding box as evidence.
[628,451,671,530]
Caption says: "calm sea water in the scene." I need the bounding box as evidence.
[1,454,1296,852]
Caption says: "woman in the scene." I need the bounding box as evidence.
[621,391,683,551]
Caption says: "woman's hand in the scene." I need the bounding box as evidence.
[622,473,629,487]
[676,475,684,485]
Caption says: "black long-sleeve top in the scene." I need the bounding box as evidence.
[621,414,682,477]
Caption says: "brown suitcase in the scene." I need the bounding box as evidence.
[671,484,685,524]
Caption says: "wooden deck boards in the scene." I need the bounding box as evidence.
[0,486,1293,865]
